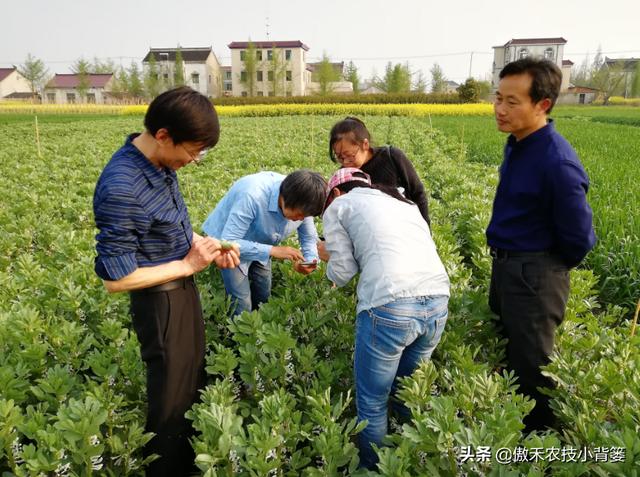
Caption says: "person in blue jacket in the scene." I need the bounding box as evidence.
[203,170,326,316]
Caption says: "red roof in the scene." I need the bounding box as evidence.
[567,86,599,93]
[228,40,309,51]
[562,60,574,66]
[47,73,113,88]
[0,67,16,82]
[504,37,567,46]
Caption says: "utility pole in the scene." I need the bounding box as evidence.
[468,51,474,79]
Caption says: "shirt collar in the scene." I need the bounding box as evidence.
[507,119,555,149]
[125,133,175,188]
[268,179,283,214]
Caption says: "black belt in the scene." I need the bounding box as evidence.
[131,276,193,295]
[489,247,550,259]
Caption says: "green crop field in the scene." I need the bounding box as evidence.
[1,110,639,475]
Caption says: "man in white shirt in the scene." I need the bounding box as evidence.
[318,168,450,470]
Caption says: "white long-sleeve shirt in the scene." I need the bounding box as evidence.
[323,188,449,314]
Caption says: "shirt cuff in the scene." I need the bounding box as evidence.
[95,253,138,281]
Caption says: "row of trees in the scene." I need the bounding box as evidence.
[572,47,640,104]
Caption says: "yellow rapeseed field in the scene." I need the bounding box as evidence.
[0,102,494,117]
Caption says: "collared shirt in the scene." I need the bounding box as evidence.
[323,188,449,314]
[93,134,193,281]
[486,120,596,267]
[201,171,319,275]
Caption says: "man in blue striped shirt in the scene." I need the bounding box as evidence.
[487,58,596,434]
[93,87,239,476]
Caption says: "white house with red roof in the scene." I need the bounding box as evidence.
[44,73,114,104]
[0,67,32,100]
[228,40,312,97]
[492,37,572,92]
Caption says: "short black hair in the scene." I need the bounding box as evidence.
[144,86,220,148]
[499,58,562,114]
[328,116,372,162]
[279,170,327,217]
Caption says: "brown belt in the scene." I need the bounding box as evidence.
[131,276,193,295]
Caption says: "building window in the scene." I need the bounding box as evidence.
[286,91,292,97]
[518,48,529,59]
[268,91,274,96]
[257,91,264,96]
[257,71,263,82]
[240,50,246,61]
[285,49,292,61]
[225,83,232,91]
[163,73,169,80]
[159,53,169,62]
[286,70,292,81]
[268,70,274,81]
[225,70,232,80]
[47,93,56,103]
[86,93,96,103]
[257,50,262,60]
[241,91,248,97]
[267,50,273,60]
[66,93,76,103]
[191,73,200,85]
[209,75,211,84]
[544,48,554,60]
[241,71,247,82]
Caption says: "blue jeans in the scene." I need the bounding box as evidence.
[354,295,449,470]
[221,260,272,317]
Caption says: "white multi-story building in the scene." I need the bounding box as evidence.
[227,40,310,97]
[142,47,223,98]
[492,37,572,92]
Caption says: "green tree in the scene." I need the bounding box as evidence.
[174,47,185,87]
[413,70,427,93]
[457,78,479,102]
[91,57,117,74]
[240,41,260,96]
[430,63,447,93]
[476,80,492,101]
[592,59,627,105]
[128,62,144,102]
[313,52,340,96]
[109,67,128,102]
[344,61,360,94]
[144,53,161,99]
[373,62,411,93]
[572,55,590,86]
[71,58,91,102]
[18,53,49,101]
[268,45,288,96]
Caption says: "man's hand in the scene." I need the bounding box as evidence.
[294,260,317,275]
[270,246,304,262]
[214,243,240,269]
[317,240,330,262]
[183,236,223,275]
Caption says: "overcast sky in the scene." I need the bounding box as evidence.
[1,0,639,84]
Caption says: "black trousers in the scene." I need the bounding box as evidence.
[489,253,569,433]
[130,278,206,477]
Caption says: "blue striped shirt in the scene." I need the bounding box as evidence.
[93,134,193,280]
